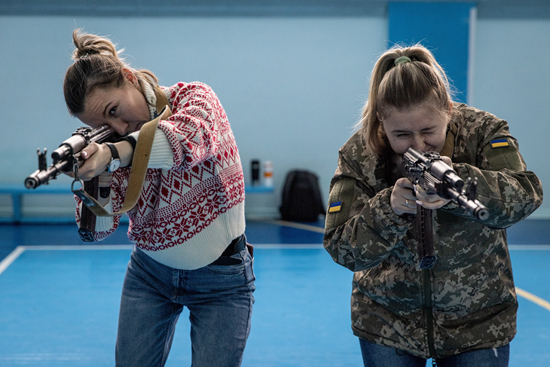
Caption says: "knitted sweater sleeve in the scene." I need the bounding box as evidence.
[155,82,227,170]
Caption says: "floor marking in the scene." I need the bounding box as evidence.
[509,244,550,250]
[0,246,25,276]
[516,287,550,312]
[22,244,133,251]
[3,243,549,313]
[0,245,131,276]
[260,219,325,233]
[0,352,88,361]
[253,243,323,249]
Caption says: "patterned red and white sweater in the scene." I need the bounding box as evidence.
[75,82,246,269]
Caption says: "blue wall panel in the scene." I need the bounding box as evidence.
[388,2,475,103]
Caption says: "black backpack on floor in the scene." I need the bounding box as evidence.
[279,170,326,222]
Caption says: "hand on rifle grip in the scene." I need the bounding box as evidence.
[391,178,418,216]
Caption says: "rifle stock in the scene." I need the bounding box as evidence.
[78,179,99,242]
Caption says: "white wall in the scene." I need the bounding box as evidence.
[0,14,548,219]
[473,18,550,218]
[0,16,387,219]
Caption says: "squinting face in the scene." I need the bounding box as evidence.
[76,75,151,136]
[381,101,451,155]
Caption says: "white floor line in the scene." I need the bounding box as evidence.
[509,244,550,250]
[3,243,550,313]
[0,246,26,276]
[516,287,550,312]
[253,243,323,249]
[21,244,134,251]
[258,219,325,233]
[0,245,132,276]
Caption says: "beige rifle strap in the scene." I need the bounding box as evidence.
[73,86,172,217]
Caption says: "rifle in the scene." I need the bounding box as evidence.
[403,147,489,221]
[402,147,489,269]
[25,125,120,242]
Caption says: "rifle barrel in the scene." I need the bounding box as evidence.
[24,159,71,189]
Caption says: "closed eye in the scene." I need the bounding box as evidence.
[421,126,438,134]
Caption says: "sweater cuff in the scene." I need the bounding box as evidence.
[94,199,114,232]
[131,130,174,169]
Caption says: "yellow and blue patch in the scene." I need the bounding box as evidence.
[490,138,509,148]
[328,201,342,213]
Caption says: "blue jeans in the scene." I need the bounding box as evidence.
[115,236,255,367]
[359,338,510,367]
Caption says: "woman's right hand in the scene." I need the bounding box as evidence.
[391,178,417,216]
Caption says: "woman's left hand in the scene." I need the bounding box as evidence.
[414,156,453,210]
[78,142,112,181]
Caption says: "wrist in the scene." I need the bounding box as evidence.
[105,143,121,173]
[114,140,134,168]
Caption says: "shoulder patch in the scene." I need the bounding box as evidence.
[325,178,356,230]
[328,201,342,213]
[490,138,509,148]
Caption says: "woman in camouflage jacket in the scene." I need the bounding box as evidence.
[324,45,543,366]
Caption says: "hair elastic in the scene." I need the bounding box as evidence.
[79,53,89,59]
[394,56,411,66]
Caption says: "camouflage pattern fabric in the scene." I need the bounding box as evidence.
[324,103,543,359]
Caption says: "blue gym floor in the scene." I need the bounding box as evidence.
[0,219,549,366]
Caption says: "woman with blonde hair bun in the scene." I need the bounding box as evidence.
[63,29,255,367]
[324,44,543,366]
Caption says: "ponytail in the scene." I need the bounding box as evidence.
[63,29,159,115]
[359,44,452,155]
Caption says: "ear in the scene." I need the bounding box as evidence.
[377,112,386,132]
[377,112,384,123]
[122,68,139,87]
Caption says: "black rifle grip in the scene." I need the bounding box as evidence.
[78,177,99,242]
[418,207,436,270]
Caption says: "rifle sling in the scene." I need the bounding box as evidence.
[74,86,172,217]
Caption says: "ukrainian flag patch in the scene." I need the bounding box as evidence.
[491,138,509,148]
[329,201,342,213]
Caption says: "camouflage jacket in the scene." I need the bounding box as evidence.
[323,103,543,359]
